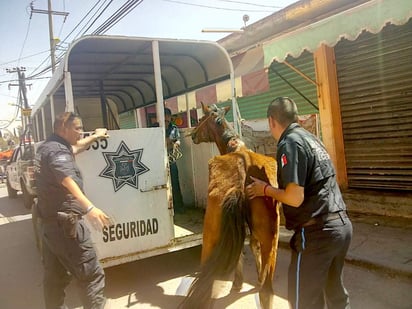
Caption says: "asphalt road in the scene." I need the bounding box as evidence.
[0,184,411,309]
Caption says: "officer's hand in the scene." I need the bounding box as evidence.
[86,207,112,231]
[93,128,109,139]
[246,176,267,199]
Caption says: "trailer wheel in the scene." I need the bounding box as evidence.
[21,181,34,209]
[6,178,18,198]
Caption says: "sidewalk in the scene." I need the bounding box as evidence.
[278,213,412,279]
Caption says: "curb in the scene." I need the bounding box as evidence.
[277,227,412,280]
[344,255,412,280]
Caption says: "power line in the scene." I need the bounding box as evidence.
[26,0,141,81]
[22,0,106,79]
[27,52,54,78]
[92,0,144,35]
[56,0,67,38]
[80,0,115,35]
[160,0,273,12]
[0,49,50,67]
[7,0,135,80]
[60,0,113,44]
[215,0,282,9]
[17,5,34,67]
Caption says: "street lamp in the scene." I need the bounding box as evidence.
[201,14,249,34]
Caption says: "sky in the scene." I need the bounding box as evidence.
[0,0,297,130]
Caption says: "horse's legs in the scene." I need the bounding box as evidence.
[231,252,244,292]
[232,232,261,292]
[249,198,279,309]
[249,234,263,286]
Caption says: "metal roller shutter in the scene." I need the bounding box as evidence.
[335,20,412,191]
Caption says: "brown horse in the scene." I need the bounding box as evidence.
[180,103,280,308]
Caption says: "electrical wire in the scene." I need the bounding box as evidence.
[24,0,108,78]
[8,0,268,106]
[80,0,115,35]
[92,0,144,35]
[215,0,282,9]
[17,4,34,67]
[0,49,50,67]
[61,0,113,43]
[28,0,137,78]
[160,0,273,12]
[0,0,111,129]
[56,0,67,39]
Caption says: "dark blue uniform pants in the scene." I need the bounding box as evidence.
[170,162,184,212]
[41,219,106,309]
[288,216,353,309]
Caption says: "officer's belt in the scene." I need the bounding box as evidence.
[39,212,82,223]
[301,211,348,228]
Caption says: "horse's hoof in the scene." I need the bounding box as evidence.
[231,284,242,292]
[258,292,274,309]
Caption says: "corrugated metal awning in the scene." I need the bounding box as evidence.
[263,0,412,66]
[32,36,234,115]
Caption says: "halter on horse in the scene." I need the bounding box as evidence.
[180,103,280,309]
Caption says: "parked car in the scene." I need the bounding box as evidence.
[0,161,6,183]
[5,142,36,209]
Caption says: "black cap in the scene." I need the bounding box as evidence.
[164,107,172,116]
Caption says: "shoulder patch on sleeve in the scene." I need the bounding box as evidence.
[55,154,70,162]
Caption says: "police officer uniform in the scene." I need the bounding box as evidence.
[166,122,184,213]
[35,134,106,309]
[277,123,352,309]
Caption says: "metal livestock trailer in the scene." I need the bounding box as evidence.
[30,35,241,267]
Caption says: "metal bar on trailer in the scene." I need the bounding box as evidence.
[185,93,191,128]
[50,95,55,129]
[41,107,46,140]
[231,71,242,137]
[214,42,241,137]
[35,114,40,141]
[136,109,142,128]
[100,81,108,128]
[64,71,74,112]
[152,40,165,128]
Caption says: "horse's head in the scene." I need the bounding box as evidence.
[191,102,240,154]
[191,102,230,144]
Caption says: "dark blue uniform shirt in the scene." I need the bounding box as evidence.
[166,123,180,150]
[35,134,84,217]
[277,123,346,230]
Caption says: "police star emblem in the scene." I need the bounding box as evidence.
[99,141,150,192]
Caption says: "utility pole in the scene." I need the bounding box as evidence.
[30,0,69,73]
[6,67,32,134]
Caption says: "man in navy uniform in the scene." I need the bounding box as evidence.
[247,97,352,309]
[164,107,185,213]
[35,112,111,309]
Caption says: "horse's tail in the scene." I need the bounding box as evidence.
[179,188,247,309]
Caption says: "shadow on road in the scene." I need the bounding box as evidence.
[0,191,31,218]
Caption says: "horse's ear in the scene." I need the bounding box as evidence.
[201,101,209,114]
[224,106,231,115]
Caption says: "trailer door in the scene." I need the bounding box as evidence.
[76,128,172,265]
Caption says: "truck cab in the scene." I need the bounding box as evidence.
[5,139,36,209]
